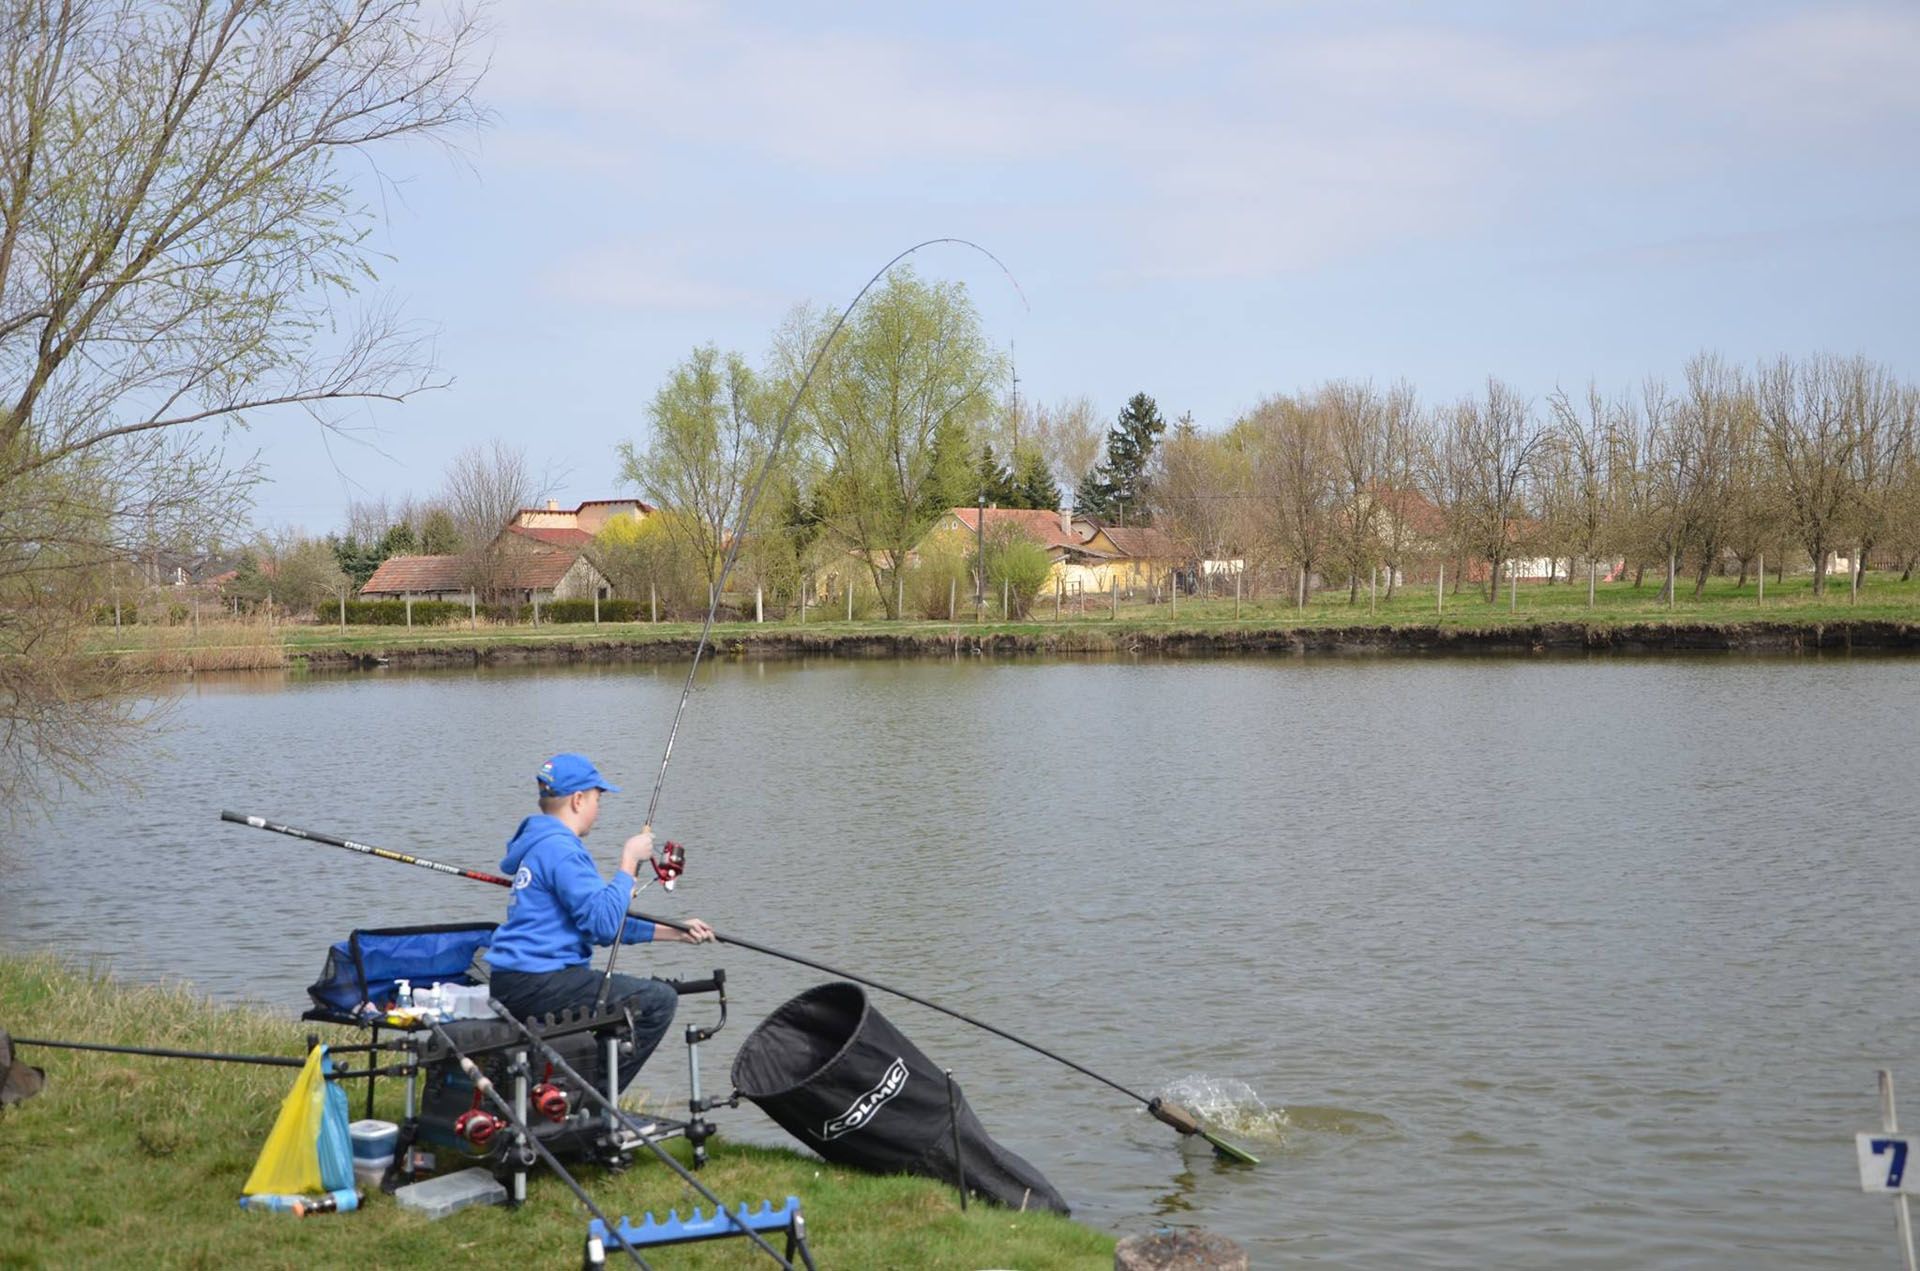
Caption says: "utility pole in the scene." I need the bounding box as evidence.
[1009,340,1020,453]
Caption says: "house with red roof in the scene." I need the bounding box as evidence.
[360,498,638,602]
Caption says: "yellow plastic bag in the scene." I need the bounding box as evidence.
[241,1047,330,1197]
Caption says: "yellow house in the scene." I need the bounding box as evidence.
[1078,525,1183,595]
[923,509,1187,597]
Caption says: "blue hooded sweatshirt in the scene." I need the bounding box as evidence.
[487,815,655,974]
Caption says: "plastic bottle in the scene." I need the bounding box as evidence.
[396,979,411,1009]
[239,1194,303,1214]
[293,1188,363,1217]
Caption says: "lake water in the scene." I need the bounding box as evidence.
[4,655,1916,1267]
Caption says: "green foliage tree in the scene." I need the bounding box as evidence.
[983,525,1053,617]
[1010,446,1061,511]
[974,445,1018,508]
[789,269,1003,616]
[1076,393,1166,524]
[619,344,781,600]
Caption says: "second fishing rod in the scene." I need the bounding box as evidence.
[220,810,1258,1164]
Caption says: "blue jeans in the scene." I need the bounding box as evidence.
[489,965,678,1092]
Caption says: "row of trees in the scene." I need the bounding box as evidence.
[1153,355,1920,604]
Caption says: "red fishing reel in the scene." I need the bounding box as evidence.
[455,1090,501,1148]
[651,840,685,891]
[531,1082,569,1122]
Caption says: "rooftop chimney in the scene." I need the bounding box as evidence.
[1059,507,1070,539]
[546,499,559,511]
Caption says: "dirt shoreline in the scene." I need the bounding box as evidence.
[288,619,1920,670]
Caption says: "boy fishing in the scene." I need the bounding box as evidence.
[487,753,715,1091]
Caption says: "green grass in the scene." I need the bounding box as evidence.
[0,956,1113,1270]
[87,572,1920,668]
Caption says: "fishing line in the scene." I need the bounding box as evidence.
[602,237,1028,1004]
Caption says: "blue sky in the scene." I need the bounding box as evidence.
[252,0,1920,531]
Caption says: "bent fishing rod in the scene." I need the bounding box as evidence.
[220,811,1258,1164]
[598,237,1028,1008]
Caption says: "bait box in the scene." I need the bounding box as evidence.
[393,1167,505,1220]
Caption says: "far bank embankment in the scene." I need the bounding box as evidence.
[288,618,1920,671]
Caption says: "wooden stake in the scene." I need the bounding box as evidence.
[593,591,600,625]
[1758,553,1764,605]
[1004,578,1011,620]
[651,582,658,623]
[1588,558,1597,608]
[847,582,853,622]
[950,577,956,622]
[406,595,413,628]
[755,584,764,623]
[339,593,346,633]
[1437,565,1443,615]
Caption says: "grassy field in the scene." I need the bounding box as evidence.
[87,572,1920,669]
[0,956,1113,1270]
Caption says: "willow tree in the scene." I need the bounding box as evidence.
[788,269,1001,617]
[0,0,484,802]
[618,344,782,602]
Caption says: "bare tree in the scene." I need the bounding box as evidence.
[1322,380,1385,603]
[0,0,484,804]
[1545,382,1615,598]
[1452,378,1546,604]
[1029,395,1104,503]
[1246,394,1334,607]
[1375,382,1421,598]
[443,441,541,601]
[1755,355,1861,597]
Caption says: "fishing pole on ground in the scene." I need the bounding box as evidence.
[422,1019,653,1271]
[487,1004,796,1269]
[9,1035,413,1077]
[219,811,1260,1165]
[595,237,1029,1011]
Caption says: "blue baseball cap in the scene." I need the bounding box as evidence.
[537,753,621,797]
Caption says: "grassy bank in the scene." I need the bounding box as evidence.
[89,573,1920,672]
[0,956,1112,1270]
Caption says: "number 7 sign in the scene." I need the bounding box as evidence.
[1859,1134,1920,1194]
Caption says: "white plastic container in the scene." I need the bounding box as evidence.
[440,983,491,1019]
[353,1154,393,1188]
[394,1167,506,1220]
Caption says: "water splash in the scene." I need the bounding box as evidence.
[1156,1075,1293,1142]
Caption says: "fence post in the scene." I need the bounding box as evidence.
[1111,578,1117,620]
[339,593,346,633]
[406,595,413,629]
[470,592,477,629]
[1588,558,1596,608]
[1234,569,1241,621]
[1170,570,1176,619]
[532,592,539,626]
[651,582,658,623]
[1437,565,1444,615]
[593,591,600,625]
[895,572,903,622]
[192,597,199,633]
[800,574,808,625]
[1758,553,1765,605]
[847,582,853,622]
[756,584,764,624]
[1667,550,1675,608]
[949,577,956,622]
[1055,580,1061,622]
[1510,562,1517,613]
[1004,578,1010,621]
